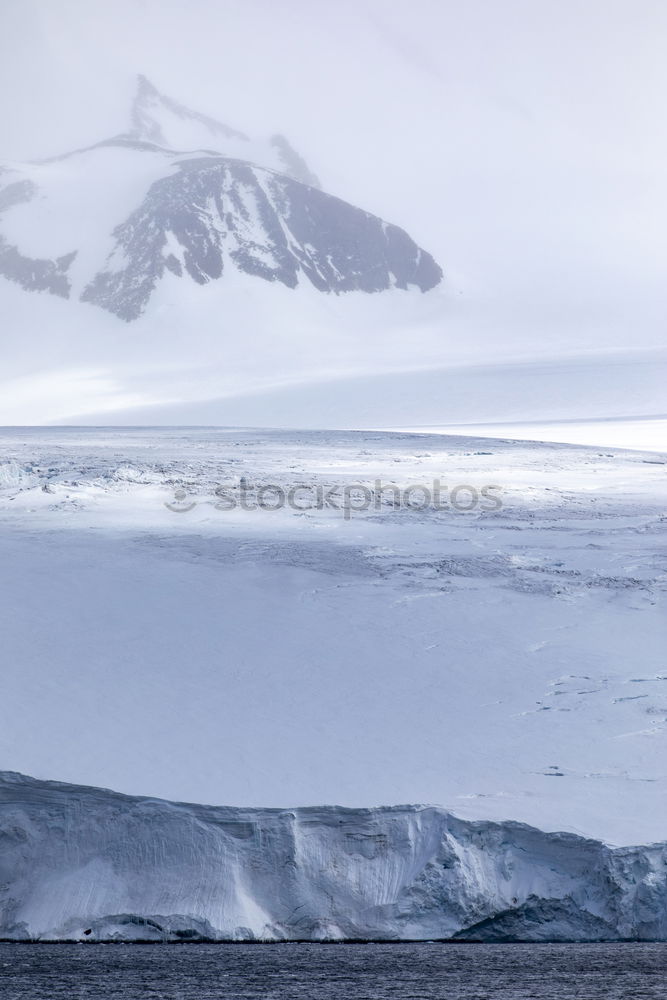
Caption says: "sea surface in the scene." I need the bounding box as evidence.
[1,943,665,999]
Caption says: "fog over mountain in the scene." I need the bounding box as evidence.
[0,75,440,321]
[0,0,665,436]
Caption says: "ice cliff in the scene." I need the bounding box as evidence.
[1,772,665,942]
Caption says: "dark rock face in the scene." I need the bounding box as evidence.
[82,157,442,321]
[270,134,321,189]
[0,180,37,214]
[0,239,75,298]
[0,179,75,297]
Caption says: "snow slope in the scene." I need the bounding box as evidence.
[68,351,667,452]
[0,428,664,847]
[1,771,666,942]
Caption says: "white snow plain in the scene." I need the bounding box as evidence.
[0,427,665,851]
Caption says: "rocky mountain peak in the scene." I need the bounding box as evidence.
[130,74,249,150]
[0,77,442,321]
[129,75,320,188]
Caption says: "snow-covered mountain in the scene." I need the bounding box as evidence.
[0,78,663,441]
[0,77,441,323]
[1,771,665,942]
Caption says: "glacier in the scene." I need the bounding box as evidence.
[0,428,665,845]
[1,771,666,942]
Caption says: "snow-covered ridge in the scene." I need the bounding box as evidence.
[130,74,321,188]
[1,771,666,942]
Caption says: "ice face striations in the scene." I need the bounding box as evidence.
[0,77,442,321]
[1,773,666,942]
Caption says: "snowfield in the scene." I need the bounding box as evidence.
[0,427,665,855]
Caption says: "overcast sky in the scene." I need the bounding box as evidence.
[0,0,666,424]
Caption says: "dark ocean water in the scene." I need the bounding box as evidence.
[1,943,666,999]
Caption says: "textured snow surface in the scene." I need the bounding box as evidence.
[1,771,666,942]
[0,428,665,848]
